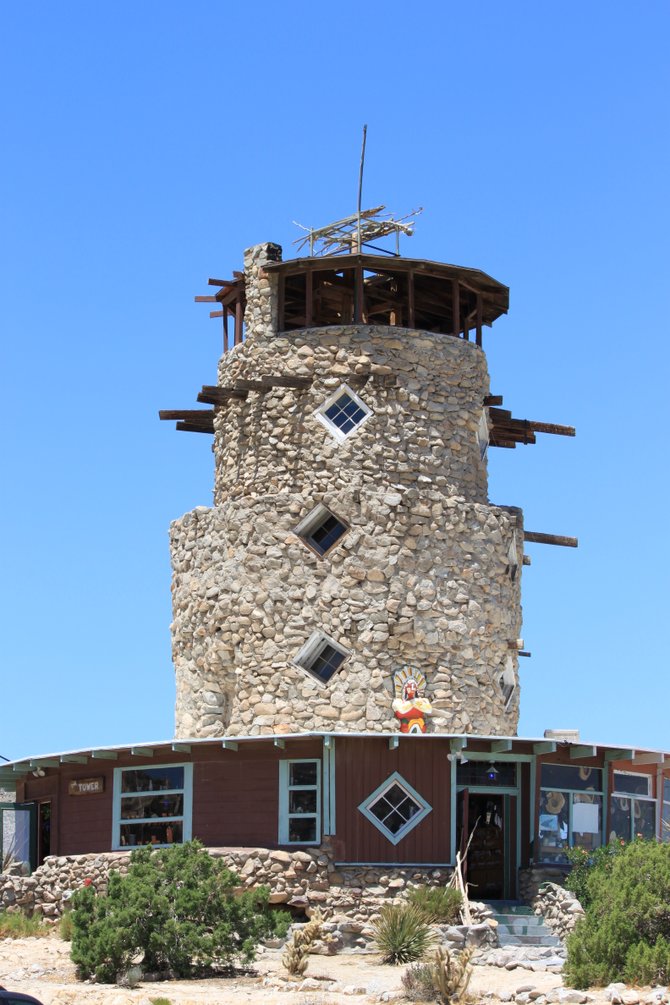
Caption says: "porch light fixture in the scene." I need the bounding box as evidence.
[486,761,499,781]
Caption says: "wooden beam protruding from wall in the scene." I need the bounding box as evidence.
[524,531,578,548]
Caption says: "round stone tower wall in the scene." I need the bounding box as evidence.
[170,243,523,738]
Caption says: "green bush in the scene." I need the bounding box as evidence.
[564,839,625,909]
[372,903,435,965]
[564,840,670,988]
[406,885,462,924]
[70,840,277,983]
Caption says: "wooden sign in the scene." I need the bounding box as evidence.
[69,777,105,796]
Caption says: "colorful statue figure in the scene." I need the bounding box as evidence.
[392,668,433,734]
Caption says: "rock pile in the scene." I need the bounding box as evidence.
[532,882,584,941]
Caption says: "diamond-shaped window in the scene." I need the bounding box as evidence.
[315,384,372,443]
[295,504,349,557]
[358,772,431,845]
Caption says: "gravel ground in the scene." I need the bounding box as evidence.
[0,934,657,1005]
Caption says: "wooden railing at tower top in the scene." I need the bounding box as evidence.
[194,275,246,353]
[193,254,510,355]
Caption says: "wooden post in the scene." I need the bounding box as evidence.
[223,306,229,353]
[235,297,243,345]
[355,264,364,323]
[305,268,313,327]
[277,273,285,332]
[452,279,460,338]
[408,270,415,328]
[476,294,483,348]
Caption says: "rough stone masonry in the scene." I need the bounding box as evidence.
[170,243,523,738]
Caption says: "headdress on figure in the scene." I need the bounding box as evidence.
[392,667,432,734]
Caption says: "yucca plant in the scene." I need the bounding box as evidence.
[372,903,435,965]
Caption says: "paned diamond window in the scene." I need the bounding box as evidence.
[315,384,372,443]
[293,631,349,684]
[358,771,431,845]
[295,504,349,557]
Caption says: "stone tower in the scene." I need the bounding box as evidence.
[167,239,524,738]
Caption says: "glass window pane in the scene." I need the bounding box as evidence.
[288,817,317,842]
[572,794,602,852]
[662,800,670,843]
[613,772,651,796]
[310,515,347,554]
[541,765,602,792]
[538,790,570,863]
[120,794,183,820]
[634,799,656,840]
[290,762,317,787]
[120,821,182,847]
[610,795,632,841]
[289,791,317,814]
[121,767,184,793]
[457,761,516,787]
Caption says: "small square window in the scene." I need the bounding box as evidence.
[315,384,372,443]
[359,771,431,845]
[293,631,350,684]
[295,504,349,557]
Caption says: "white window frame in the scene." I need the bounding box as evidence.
[292,631,350,684]
[294,503,349,558]
[111,762,193,851]
[314,383,373,444]
[278,759,321,846]
[358,771,432,846]
[611,771,656,842]
[477,409,489,459]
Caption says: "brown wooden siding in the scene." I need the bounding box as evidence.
[18,739,323,855]
[334,737,452,863]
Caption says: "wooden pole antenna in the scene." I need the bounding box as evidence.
[356,124,368,254]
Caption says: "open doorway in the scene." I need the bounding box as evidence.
[457,790,516,901]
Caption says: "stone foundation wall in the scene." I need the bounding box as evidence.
[171,482,522,736]
[0,846,453,924]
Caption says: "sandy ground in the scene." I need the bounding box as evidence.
[0,933,634,1005]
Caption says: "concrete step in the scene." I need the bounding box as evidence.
[498,932,562,947]
[485,902,562,949]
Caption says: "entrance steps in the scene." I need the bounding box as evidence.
[485,901,562,948]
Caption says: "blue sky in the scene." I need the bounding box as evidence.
[1,2,668,761]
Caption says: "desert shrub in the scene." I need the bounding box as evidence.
[564,839,625,909]
[149,998,173,1005]
[282,909,323,976]
[407,885,462,924]
[372,903,435,965]
[402,947,473,1004]
[564,840,670,988]
[271,909,293,940]
[59,910,74,941]
[70,840,277,983]
[624,937,670,986]
[0,912,50,938]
